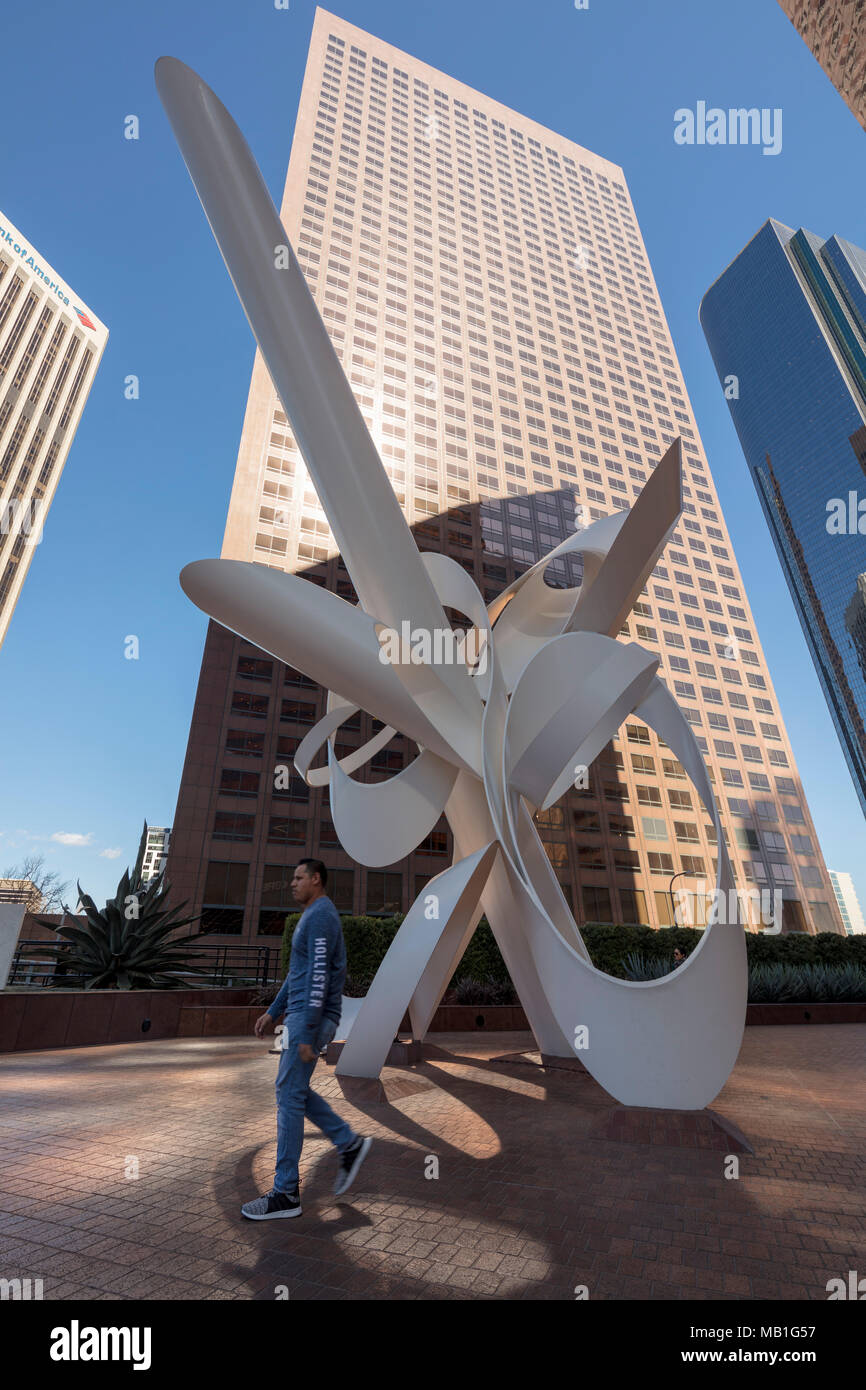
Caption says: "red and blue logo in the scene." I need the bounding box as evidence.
[73,306,95,330]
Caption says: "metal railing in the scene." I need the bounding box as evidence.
[6,941,283,991]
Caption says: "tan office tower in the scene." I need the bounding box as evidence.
[167,7,843,943]
[777,1,866,131]
[0,211,108,651]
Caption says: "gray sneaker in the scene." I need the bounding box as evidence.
[334,1137,372,1196]
[241,1189,302,1220]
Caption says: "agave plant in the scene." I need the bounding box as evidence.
[453,974,518,1005]
[31,823,212,990]
[621,951,675,981]
[803,963,866,1003]
[748,963,810,1003]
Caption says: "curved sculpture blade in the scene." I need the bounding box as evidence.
[160,57,749,1113]
[335,842,499,1079]
[155,56,480,744]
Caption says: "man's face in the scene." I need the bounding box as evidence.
[291,864,317,904]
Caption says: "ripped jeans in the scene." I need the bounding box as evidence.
[272,1012,357,1194]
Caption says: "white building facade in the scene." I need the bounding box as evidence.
[142,826,171,883]
[0,210,108,651]
[829,870,866,935]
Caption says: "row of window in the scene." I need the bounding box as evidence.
[302,144,673,373]
[211,808,448,854]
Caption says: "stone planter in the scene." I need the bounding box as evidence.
[0,987,261,1053]
[4,991,864,1053]
[745,1002,866,1025]
[426,1003,529,1031]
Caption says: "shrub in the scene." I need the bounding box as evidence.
[747,961,866,1003]
[343,972,374,998]
[278,913,865,998]
[582,924,700,978]
[452,975,518,1005]
[748,963,809,1003]
[281,913,404,980]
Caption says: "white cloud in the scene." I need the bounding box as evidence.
[99,847,123,860]
[51,832,94,847]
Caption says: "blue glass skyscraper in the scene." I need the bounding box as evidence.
[701,220,866,818]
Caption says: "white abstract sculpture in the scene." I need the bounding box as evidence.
[156,58,747,1111]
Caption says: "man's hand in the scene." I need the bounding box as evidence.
[254,1012,274,1039]
[298,1043,317,1063]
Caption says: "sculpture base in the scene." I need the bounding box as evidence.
[325,1038,422,1068]
[490,1048,589,1074]
[592,1105,754,1153]
[323,1037,432,1104]
[331,1070,435,1106]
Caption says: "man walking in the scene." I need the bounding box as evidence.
[242,858,371,1220]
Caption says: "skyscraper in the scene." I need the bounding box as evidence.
[701,219,866,820]
[141,826,171,884]
[0,210,108,651]
[166,9,843,943]
[776,1,866,131]
[829,868,866,935]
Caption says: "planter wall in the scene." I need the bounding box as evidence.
[426,1004,530,1031]
[3,991,865,1053]
[0,987,260,1053]
[745,1002,866,1025]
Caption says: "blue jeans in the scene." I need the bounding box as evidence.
[273,1012,357,1194]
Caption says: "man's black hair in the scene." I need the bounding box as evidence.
[298,857,328,888]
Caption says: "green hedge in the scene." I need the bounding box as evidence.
[280,913,404,982]
[279,914,866,990]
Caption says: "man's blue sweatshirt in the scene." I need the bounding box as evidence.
[267,896,346,1045]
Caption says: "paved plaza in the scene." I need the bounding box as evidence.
[1,1027,864,1300]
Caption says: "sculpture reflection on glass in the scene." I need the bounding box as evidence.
[155,57,747,1111]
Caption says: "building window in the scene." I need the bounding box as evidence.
[231,691,269,718]
[636,784,662,806]
[267,817,307,845]
[201,860,249,934]
[680,856,705,876]
[330,868,356,911]
[366,871,403,913]
[619,888,648,924]
[417,828,449,855]
[212,811,255,842]
[654,890,674,926]
[582,885,612,922]
[226,730,265,758]
[219,769,260,798]
[237,656,273,682]
[647,851,674,874]
[280,699,317,724]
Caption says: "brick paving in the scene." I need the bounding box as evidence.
[0,1027,863,1300]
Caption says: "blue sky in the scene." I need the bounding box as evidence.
[1,0,865,916]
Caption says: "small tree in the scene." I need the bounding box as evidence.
[30,823,213,990]
[1,853,69,911]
